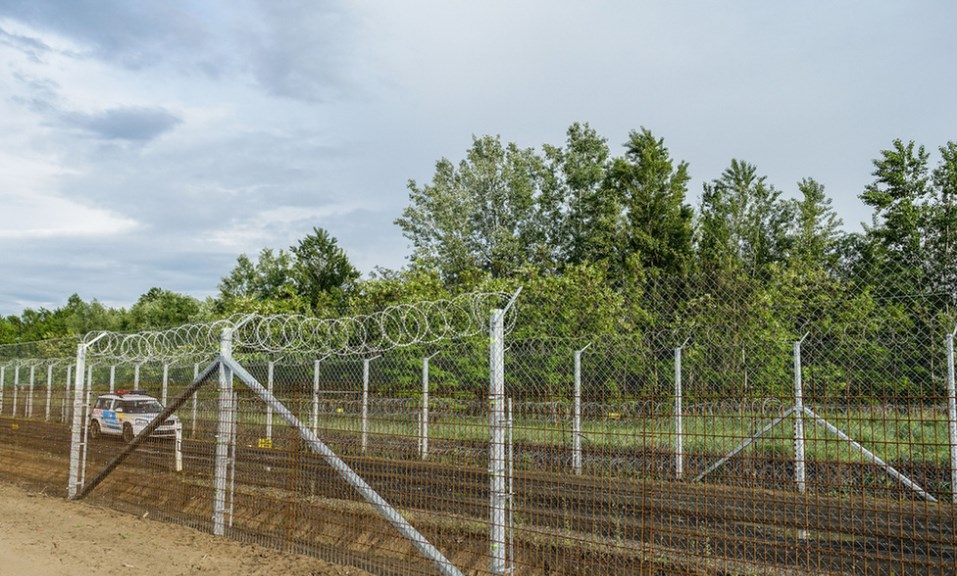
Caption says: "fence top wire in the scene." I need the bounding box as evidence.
[0,337,79,366]
[78,291,516,363]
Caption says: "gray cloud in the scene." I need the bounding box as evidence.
[0,25,50,61]
[62,106,182,142]
[2,1,957,318]
[0,0,210,70]
[243,1,357,102]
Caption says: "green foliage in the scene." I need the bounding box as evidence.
[290,227,360,314]
[608,127,694,279]
[128,287,201,329]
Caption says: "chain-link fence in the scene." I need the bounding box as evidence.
[1,285,956,575]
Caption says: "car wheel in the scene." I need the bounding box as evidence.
[122,423,135,443]
[89,420,100,440]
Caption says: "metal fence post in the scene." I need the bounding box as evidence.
[573,343,592,476]
[947,328,957,503]
[675,346,684,480]
[12,365,19,416]
[134,362,140,388]
[27,364,35,418]
[45,363,54,421]
[266,360,274,441]
[213,328,236,536]
[192,362,199,437]
[422,352,439,461]
[793,336,808,541]
[68,336,103,499]
[313,359,321,436]
[80,364,94,487]
[62,364,72,423]
[162,363,169,405]
[489,307,507,575]
[362,356,381,454]
[675,337,690,480]
[109,365,115,392]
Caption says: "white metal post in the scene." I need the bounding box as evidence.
[947,329,957,503]
[134,363,140,389]
[192,363,199,438]
[67,346,86,498]
[213,329,235,536]
[422,353,438,460]
[362,356,381,454]
[67,333,106,499]
[266,361,274,441]
[80,365,93,487]
[109,365,115,392]
[45,363,54,421]
[175,426,183,472]
[573,343,591,475]
[63,365,73,423]
[489,308,507,575]
[675,339,690,481]
[793,338,807,541]
[27,365,35,418]
[162,363,169,405]
[12,365,19,416]
[312,359,321,435]
[228,390,238,527]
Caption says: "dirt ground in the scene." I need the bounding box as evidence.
[0,481,373,576]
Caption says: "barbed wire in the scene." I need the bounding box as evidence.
[80,291,516,363]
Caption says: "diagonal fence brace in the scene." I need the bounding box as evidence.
[72,357,221,501]
[222,355,464,576]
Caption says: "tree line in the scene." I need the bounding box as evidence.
[3,123,956,399]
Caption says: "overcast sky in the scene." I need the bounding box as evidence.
[1,1,955,316]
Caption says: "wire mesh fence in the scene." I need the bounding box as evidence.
[1,285,956,575]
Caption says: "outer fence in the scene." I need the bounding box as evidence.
[1,290,957,575]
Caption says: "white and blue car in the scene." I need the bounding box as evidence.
[88,391,182,443]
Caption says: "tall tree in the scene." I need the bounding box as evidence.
[217,249,307,314]
[859,139,931,294]
[128,288,201,329]
[396,135,542,283]
[538,122,615,267]
[791,177,843,270]
[928,141,957,299]
[290,227,360,314]
[607,127,693,279]
[697,159,792,279]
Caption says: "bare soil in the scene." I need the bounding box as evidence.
[0,481,373,576]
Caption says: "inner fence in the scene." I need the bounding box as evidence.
[1,291,956,575]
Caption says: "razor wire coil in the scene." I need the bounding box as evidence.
[80,291,515,363]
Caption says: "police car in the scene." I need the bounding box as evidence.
[88,390,182,443]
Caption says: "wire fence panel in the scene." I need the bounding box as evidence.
[1,286,956,575]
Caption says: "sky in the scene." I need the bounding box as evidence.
[1,1,956,316]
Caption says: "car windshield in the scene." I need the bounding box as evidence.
[120,399,164,414]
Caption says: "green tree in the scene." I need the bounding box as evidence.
[396,135,542,283]
[697,159,792,279]
[790,177,843,270]
[608,127,694,279]
[859,139,931,294]
[290,227,360,314]
[217,249,307,314]
[928,141,957,298]
[128,288,202,329]
[538,122,615,267]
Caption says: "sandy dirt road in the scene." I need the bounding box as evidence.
[0,481,372,576]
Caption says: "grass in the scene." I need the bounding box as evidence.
[220,400,957,465]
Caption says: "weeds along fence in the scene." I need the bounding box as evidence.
[1,288,957,575]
